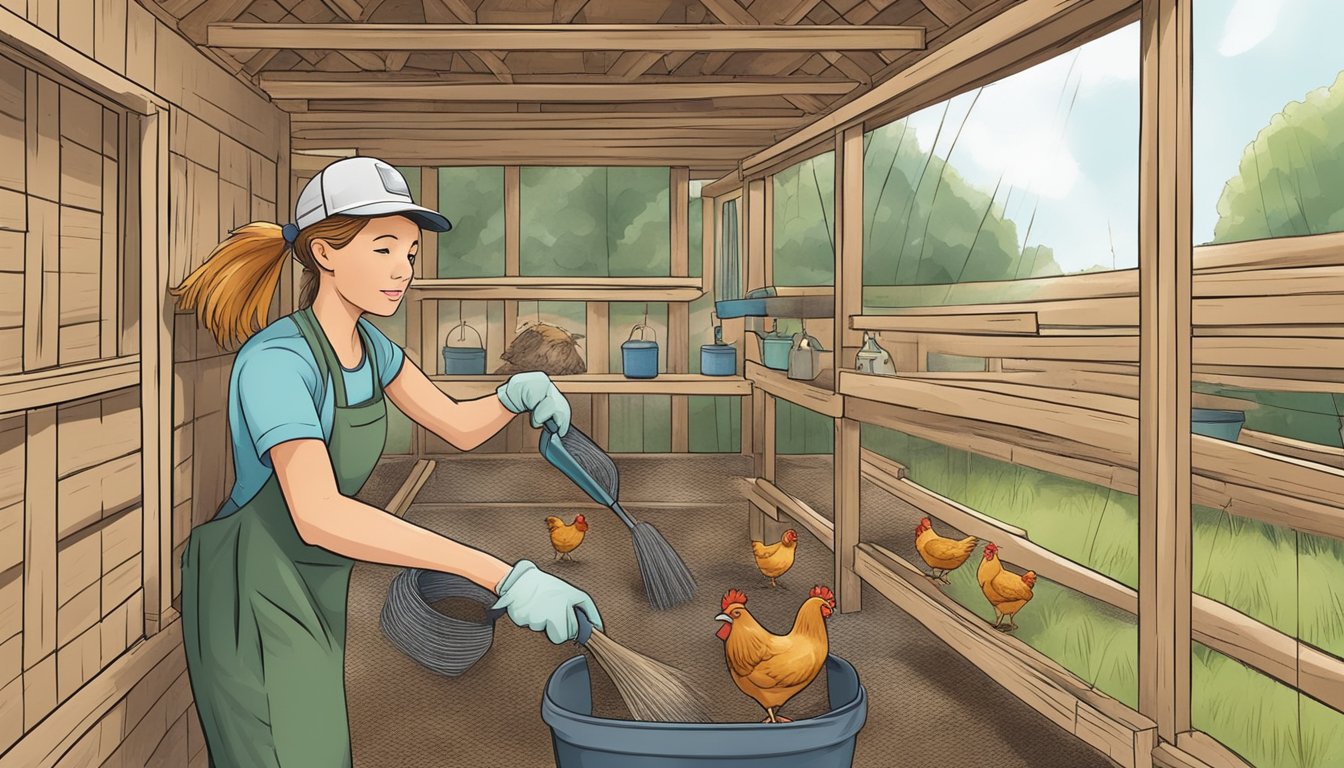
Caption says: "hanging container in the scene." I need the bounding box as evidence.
[787,327,826,382]
[854,331,896,376]
[442,320,487,375]
[746,320,793,371]
[700,315,736,377]
[622,321,660,379]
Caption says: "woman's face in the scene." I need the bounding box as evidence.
[313,215,419,317]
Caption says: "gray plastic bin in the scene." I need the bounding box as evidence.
[541,654,867,767]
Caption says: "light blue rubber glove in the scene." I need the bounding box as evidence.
[492,560,603,644]
[496,371,572,436]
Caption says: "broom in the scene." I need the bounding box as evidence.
[539,422,697,611]
[490,605,710,723]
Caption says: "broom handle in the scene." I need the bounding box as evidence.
[608,501,637,530]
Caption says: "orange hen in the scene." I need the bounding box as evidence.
[915,517,977,585]
[977,542,1036,632]
[714,586,833,723]
[545,514,588,561]
[751,529,798,587]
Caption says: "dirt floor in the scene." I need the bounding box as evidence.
[347,454,1118,768]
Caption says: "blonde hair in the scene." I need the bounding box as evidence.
[171,216,371,350]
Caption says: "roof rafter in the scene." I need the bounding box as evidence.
[422,0,513,83]
[205,23,927,51]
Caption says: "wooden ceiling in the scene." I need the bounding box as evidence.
[144,0,1017,172]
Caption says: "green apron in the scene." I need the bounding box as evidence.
[181,307,388,767]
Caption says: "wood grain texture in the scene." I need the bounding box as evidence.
[23,407,57,668]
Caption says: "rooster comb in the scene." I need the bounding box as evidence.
[810,585,836,609]
[721,589,748,610]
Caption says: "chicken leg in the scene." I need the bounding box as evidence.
[761,708,793,723]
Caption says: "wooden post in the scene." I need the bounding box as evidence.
[503,165,522,452]
[834,418,861,612]
[139,108,174,634]
[587,302,610,448]
[1139,0,1193,742]
[407,166,433,456]
[763,395,776,482]
[835,125,864,371]
[745,179,767,536]
[669,167,689,452]
[762,176,774,286]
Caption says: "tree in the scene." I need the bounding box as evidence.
[1213,70,1344,244]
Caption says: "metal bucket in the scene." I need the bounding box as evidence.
[542,654,867,768]
[700,317,736,376]
[442,321,486,375]
[622,322,660,379]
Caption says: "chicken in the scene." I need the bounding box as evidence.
[977,542,1036,632]
[714,586,833,723]
[546,514,588,561]
[914,517,977,585]
[751,529,798,588]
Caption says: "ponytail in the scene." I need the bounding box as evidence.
[172,215,372,350]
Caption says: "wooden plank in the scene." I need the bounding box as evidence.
[432,374,750,399]
[1193,230,1344,273]
[1237,429,1344,470]
[387,460,435,518]
[0,355,139,415]
[750,478,833,549]
[1192,435,1344,517]
[24,652,56,730]
[258,75,859,101]
[25,83,59,365]
[834,418,861,612]
[835,124,864,360]
[22,406,56,669]
[745,361,843,418]
[211,23,926,51]
[56,452,140,539]
[762,395,776,482]
[1175,732,1258,768]
[896,332,1139,363]
[0,620,181,768]
[101,156,118,357]
[852,311,1040,335]
[294,111,809,131]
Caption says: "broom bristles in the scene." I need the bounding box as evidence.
[632,523,696,611]
[585,629,711,723]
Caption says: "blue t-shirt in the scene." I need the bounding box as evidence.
[215,315,405,519]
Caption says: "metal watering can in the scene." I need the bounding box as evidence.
[622,320,659,379]
[442,321,486,375]
[745,319,794,371]
[787,324,827,382]
[700,313,736,377]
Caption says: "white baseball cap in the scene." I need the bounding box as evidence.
[291,157,452,235]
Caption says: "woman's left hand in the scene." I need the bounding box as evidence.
[496,371,572,436]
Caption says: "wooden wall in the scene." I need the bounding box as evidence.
[0,0,288,764]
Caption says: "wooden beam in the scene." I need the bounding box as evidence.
[671,168,691,451]
[835,418,861,612]
[835,124,864,362]
[387,460,436,518]
[919,0,973,26]
[741,0,1136,178]
[854,312,1040,335]
[208,23,927,51]
[0,356,139,415]
[292,111,808,130]
[750,478,834,549]
[293,127,783,145]
[257,74,860,101]
[746,361,843,418]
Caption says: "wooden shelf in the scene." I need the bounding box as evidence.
[408,276,704,302]
[430,373,750,400]
[852,311,1040,335]
[745,360,843,418]
[716,287,835,320]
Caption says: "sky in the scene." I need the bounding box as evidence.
[889,0,1344,274]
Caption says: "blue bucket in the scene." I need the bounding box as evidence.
[1193,408,1244,441]
[622,322,659,379]
[542,654,867,768]
[701,345,737,376]
[441,321,486,375]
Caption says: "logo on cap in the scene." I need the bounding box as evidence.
[376,162,411,197]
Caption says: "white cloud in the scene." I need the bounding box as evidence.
[1218,0,1284,57]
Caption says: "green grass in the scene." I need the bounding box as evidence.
[1194,644,1344,768]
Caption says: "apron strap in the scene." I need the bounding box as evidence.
[292,307,350,409]
[355,320,384,401]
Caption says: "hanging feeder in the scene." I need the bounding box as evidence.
[442,303,487,375]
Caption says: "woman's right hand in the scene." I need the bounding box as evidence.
[492,560,602,643]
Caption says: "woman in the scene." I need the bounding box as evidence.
[173,157,602,767]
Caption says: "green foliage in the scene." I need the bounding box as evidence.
[1212,71,1344,245]
[861,120,1063,293]
[1193,382,1344,449]
[438,167,506,278]
[519,167,670,276]
[772,152,836,285]
[1194,644,1344,768]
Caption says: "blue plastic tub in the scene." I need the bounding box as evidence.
[1193,408,1244,441]
[541,654,867,768]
